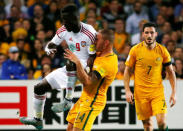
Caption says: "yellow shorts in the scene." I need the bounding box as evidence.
[66,99,102,131]
[135,94,167,120]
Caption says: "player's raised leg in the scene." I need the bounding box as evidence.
[51,60,76,113]
[19,79,52,130]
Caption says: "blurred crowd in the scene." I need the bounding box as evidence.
[0,0,183,80]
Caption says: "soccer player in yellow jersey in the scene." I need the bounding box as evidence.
[64,29,118,131]
[124,22,176,131]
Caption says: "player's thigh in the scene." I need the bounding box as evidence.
[66,60,76,71]
[151,95,167,116]
[135,99,152,120]
[74,108,101,131]
[34,79,52,95]
[67,100,81,124]
[45,67,68,89]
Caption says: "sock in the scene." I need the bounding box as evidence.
[33,94,46,120]
[66,71,77,100]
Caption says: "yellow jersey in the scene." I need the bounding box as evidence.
[80,53,118,109]
[125,41,171,90]
[113,32,129,54]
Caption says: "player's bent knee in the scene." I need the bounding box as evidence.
[34,79,52,95]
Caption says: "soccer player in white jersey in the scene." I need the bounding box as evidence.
[19,4,96,130]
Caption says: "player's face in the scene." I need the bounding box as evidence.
[143,27,157,46]
[62,13,80,33]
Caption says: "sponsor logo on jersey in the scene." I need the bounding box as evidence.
[81,41,86,47]
[89,44,95,52]
[99,68,106,77]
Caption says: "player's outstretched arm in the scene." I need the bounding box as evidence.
[166,64,177,107]
[124,66,134,104]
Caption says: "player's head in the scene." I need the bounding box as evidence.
[61,4,80,33]
[142,22,158,46]
[95,29,114,52]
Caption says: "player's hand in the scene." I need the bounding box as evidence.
[45,42,57,55]
[126,90,134,105]
[45,47,57,55]
[64,49,80,64]
[169,92,176,107]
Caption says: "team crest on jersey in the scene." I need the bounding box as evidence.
[156,57,161,61]
[81,41,86,47]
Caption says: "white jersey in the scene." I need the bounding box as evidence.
[51,22,96,61]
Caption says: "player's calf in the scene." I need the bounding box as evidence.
[65,60,77,100]
[19,79,52,129]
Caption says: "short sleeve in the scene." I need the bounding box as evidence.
[51,26,66,45]
[93,62,106,78]
[125,46,136,67]
[162,46,171,64]
[85,24,97,55]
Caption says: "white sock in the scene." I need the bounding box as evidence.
[66,71,77,100]
[33,94,46,120]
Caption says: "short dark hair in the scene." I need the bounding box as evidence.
[100,29,114,44]
[115,17,124,22]
[142,22,157,32]
[61,4,78,15]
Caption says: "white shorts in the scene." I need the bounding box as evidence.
[45,60,87,90]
